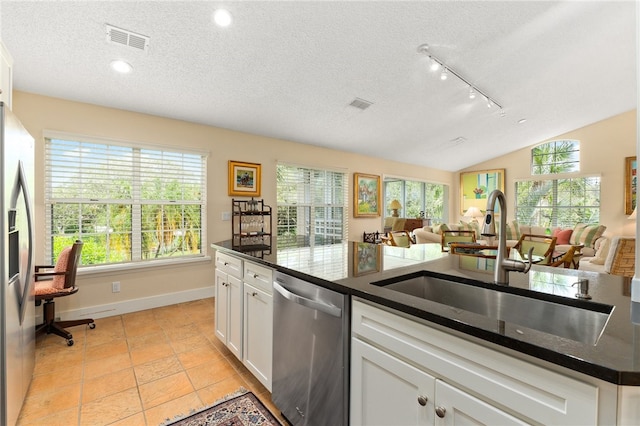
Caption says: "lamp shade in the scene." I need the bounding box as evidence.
[389,199,402,210]
[464,206,483,219]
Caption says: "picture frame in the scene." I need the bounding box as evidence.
[353,242,381,276]
[228,160,261,197]
[460,168,505,214]
[353,172,381,217]
[625,156,637,215]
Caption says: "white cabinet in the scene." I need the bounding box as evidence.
[0,40,13,109]
[214,250,273,391]
[351,338,525,426]
[215,252,243,359]
[434,381,528,426]
[351,338,435,426]
[242,261,273,391]
[351,299,607,425]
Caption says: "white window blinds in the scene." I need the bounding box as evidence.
[44,135,207,265]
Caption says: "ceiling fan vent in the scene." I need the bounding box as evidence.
[349,98,373,110]
[106,24,150,52]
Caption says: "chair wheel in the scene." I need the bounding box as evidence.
[67,339,74,346]
[89,323,96,329]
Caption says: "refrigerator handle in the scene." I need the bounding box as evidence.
[273,280,342,317]
[11,161,34,325]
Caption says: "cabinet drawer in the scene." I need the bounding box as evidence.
[215,251,243,278]
[243,262,273,294]
[352,299,598,425]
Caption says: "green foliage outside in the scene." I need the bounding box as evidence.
[516,140,599,228]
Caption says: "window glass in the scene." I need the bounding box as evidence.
[276,164,347,248]
[532,140,580,175]
[45,136,206,265]
[515,177,600,228]
[383,179,447,223]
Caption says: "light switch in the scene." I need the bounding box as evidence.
[221,211,231,221]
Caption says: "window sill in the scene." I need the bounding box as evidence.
[77,255,212,277]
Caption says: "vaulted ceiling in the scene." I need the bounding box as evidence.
[1,1,636,171]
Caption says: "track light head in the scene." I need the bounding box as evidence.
[440,68,448,80]
[429,57,440,71]
[469,87,476,99]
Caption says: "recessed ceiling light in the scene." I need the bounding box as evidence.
[518,118,527,124]
[110,60,132,73]
[213,9,233,27]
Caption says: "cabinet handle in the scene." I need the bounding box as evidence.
[252,273,259,279]
[435,406,446,418]
[223,261,229,266]
[251,292,258,297]
[417,395,428,406]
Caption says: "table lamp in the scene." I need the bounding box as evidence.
[464,206,483,223]
[389,200,402,217]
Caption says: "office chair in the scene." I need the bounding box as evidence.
[34,240,95,346]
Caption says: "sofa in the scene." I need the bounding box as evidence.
[412,221,606,257]
[579,236,635,276]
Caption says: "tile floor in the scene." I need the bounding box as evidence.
[18,298,287,425]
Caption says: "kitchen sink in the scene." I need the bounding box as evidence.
[371,270,614,345]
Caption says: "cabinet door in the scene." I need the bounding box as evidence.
[214,269,229,344]
[351,338,435,426]
[227,274,243,360]
[434,380,529,426]
[243,282,273,391]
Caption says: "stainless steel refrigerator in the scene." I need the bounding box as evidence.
[1,102,35,426]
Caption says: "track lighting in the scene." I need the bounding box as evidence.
[416,43,504,115]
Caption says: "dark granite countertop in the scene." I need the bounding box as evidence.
[212,239,640,386]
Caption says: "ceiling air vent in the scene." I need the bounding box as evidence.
[349,98,373,111]
[106,24,150,52]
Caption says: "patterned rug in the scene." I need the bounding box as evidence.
[163,390,282,426]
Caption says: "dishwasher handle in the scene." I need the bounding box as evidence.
[273,281,342,318]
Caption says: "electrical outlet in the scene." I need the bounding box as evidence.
[112,281,121,293]
[221,211,231,221]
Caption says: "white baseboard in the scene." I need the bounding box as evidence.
[38,286,215,323]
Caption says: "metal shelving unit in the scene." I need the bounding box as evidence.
[231,198,272,255]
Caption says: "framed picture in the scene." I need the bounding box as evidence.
[228,161,261,197]
[625,156,637,215]
[353,242,381,276]
[354,172,381,217]
[460,168,505,214]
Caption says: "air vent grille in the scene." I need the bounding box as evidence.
[106,24,149,52]
[349,98,373,110]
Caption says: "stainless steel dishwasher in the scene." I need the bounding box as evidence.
[272,271,349,426]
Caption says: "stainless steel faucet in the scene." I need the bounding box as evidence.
[481,189,533,285]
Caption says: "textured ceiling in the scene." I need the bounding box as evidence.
[1,1,636,171]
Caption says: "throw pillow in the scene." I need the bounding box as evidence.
[569,223,607,248]
[553,228,573,245]
[504,220,520,240]
[458,220,480,235]
[590,237,611,265]
[431,223,450,235]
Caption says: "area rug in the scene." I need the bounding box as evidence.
[162,389,282,426]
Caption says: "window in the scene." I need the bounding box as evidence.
[384,178,447,222]
[532,140,579,175]
[45,134,207,266]
[276,164,347,249]
[515,177,600,228]
[517,140,599,227]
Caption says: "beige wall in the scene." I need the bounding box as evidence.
[13,91,453,318]
[14,90,636,318]
[458,110,637,236]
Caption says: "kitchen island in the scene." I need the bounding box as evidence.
[212,239,640,424]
